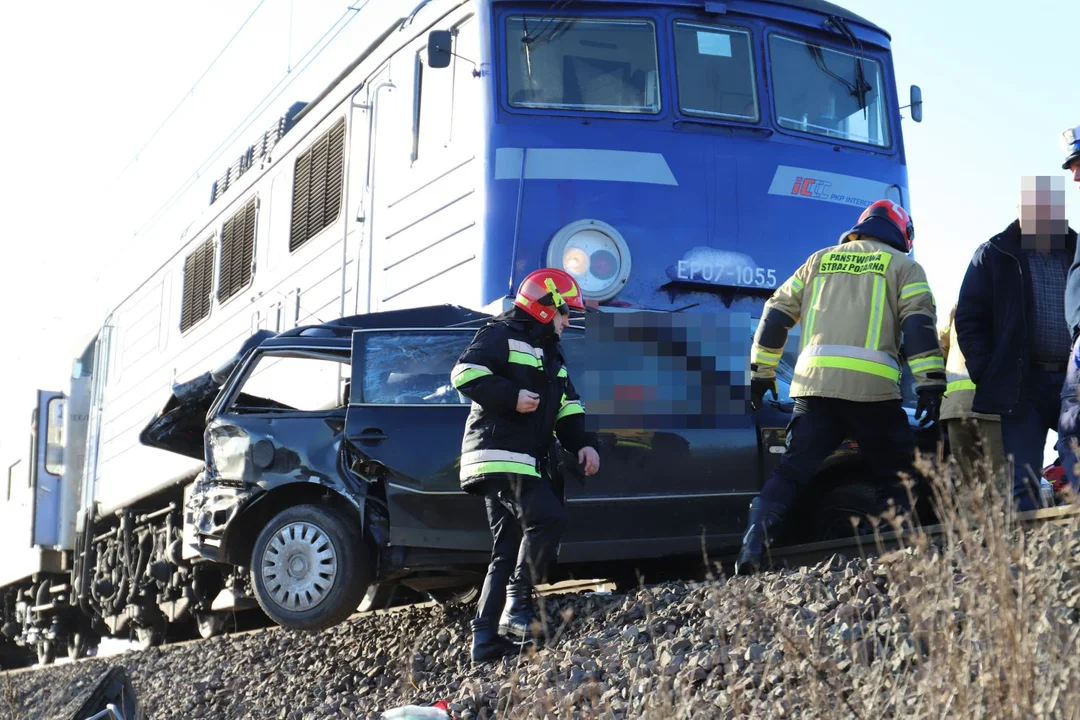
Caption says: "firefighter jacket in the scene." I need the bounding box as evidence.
[751,225,945,402]
[451,310,597,494]
[940,314,999,423]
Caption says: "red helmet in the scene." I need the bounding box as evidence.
[513,268,585,323]
[859,200,915,251]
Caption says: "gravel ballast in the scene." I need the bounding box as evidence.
[6,520,1080,719]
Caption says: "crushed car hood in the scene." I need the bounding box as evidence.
[139,330,277,459]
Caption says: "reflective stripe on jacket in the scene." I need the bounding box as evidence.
[940,316,999,422]
[751,235,946,402]
[451,313,594,493]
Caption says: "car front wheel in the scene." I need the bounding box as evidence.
[250,504,371,631]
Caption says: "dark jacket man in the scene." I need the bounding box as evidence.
[956,219,1078,417]
[957,196,1078,511]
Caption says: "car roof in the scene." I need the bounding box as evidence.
[263,304,495,344]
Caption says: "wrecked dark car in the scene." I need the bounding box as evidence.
[141,305,940,631]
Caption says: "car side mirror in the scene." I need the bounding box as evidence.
[909,84,923,123]
[427,30,452,69]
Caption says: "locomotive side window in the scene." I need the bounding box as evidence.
[228,351,350,414]
[289,117,346,253]
[505,16,660,114]
[359,331,473,405]
[44,397,64,476]
[179,236,216,333]
[673,22,758,122]
[218,197,257,303]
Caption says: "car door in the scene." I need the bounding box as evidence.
[557,312,761,563]
[345,327,490,551]
[205,344,353,500]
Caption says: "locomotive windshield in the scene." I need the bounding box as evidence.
[672,21,759,123]
[505,16,661,113]
[769,34,891,148]
[502,12,894,150]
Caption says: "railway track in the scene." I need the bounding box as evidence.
[11,504,1079,676]
[3,578,617,675]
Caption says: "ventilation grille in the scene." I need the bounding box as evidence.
[218,198,257,303]
[289,117,346,253]
[180,237,216,333]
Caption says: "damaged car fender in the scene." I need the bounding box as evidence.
[188,402,375,567]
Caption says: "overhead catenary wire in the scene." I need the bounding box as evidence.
[117,1,368,258]
[115,0,271,181]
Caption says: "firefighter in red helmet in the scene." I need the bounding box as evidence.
[452,268,600,662]
[738,200,945,575]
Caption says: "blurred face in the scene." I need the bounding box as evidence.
[1018,175,1068,251]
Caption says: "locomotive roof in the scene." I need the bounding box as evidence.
[758,0,885,35]
[501,0,888,38]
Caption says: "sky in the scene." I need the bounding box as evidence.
[0,0,1078,452]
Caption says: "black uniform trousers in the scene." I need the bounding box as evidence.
[758,397,916,511]
[475,473,567,622]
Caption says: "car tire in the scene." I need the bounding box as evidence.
[813,483,881,542]
[250,504,371,631]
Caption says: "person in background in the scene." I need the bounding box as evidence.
[939,303,1007,493]
[739,200,944,575]
[956,175,1078,511]
[451,268,600,662]
[1056,124,1080,498]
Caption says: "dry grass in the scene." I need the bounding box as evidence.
[1,672,21,719]
[836,454,1080,720]
[449,453,1080,719]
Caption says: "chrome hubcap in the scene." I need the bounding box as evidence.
[261,521,338,612]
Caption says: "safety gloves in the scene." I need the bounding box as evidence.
[915,386,943,426]
[750,377,778,411]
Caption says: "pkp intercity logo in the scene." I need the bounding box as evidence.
[768,166,897,210]
[791,176,832,199]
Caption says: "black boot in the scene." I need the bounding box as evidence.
[470,617,522,663]
[734,498,788,576]
[498,582,543,642]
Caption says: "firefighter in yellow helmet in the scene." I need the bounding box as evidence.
[738,200,945,575]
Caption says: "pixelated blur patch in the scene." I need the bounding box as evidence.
[575,311,753,430]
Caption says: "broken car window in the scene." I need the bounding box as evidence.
[230,351,350,413]
[361,332,474,405]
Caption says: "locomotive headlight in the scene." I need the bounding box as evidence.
[547,219,632,302]
[563,246,590,276]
